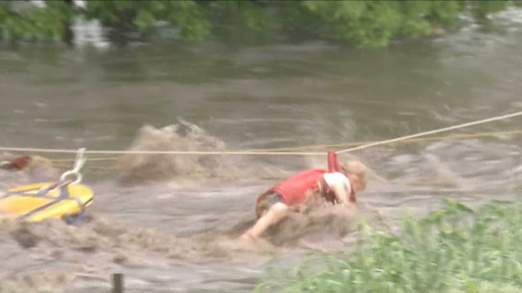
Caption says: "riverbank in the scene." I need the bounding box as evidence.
[0,1,519,48]
[257,199,522,292]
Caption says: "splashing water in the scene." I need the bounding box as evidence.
[1,10,522,291]
[117,120,241,185]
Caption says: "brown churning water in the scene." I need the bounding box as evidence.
[1,9,522,291]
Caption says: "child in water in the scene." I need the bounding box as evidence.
[241,151,367,240]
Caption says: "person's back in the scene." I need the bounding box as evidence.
[263,168,327,206]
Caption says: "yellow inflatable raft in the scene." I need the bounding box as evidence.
[0,182,94,222]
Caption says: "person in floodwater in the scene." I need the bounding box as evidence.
[241,151,367,240]
[0,155,58,181]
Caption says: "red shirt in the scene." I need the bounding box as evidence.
[256,151,356,208]
[268,168,327,206]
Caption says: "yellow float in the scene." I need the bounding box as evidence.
[0,182,94,222]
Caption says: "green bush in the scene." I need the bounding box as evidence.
[84,0,211,41]
[257,200,522,293]
[0,1,72,42]
[0,0,517,47]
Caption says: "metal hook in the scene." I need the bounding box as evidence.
[60,148,86,184]
[72,148,86,173]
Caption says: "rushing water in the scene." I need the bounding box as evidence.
[1,9,522,293]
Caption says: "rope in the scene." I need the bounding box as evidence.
[249,129,522,152]
[1,111,521,157]
[44,129,522,166]
[0,146,325,156]
[336,110,522,154]
[379,129,522,144]
[51,157,120,163]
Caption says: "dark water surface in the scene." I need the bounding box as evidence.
[1,9,522,292]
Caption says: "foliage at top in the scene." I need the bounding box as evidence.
[0,1,72,41]
[84,0,210,41]
[0,0,516,47]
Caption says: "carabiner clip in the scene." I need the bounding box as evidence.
[60,148,86,184]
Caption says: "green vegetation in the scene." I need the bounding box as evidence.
[257,200,522,292]
[0,0,517,47]
[84,0,211,41]
[0,1,72,42]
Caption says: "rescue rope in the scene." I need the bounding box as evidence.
[0,148,325,156]
[0,111,521,157]
[336,110,522,154]
[40,129,522,166]
[50,157,119,163]
[249,129,522,152]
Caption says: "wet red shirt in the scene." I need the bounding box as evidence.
[256,151,356,207]
[267,168,327,206]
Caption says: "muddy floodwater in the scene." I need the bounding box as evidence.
[1,9,522,293]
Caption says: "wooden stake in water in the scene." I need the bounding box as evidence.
[112,273,124,293]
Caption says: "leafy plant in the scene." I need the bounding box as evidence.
[0,0,517,47]
[257,200,522,292]
[0,1,72,42]
[84,0,211,41]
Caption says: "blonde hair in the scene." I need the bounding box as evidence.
[344,160,368,190]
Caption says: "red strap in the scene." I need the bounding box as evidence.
[327,151,339,172]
